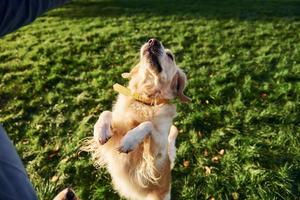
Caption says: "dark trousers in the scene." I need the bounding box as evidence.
[0,0,69,199]
[0,125,38,200]
[0,0,70,37]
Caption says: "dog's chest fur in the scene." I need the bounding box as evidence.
[128,101,177,123]
[128,101,176,163]
[104,96,176,199]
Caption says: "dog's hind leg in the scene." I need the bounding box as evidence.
[118,121,153,153]
[168,125,178,169]
[94,111,113,145]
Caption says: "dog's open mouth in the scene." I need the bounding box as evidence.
[142,39,163,73]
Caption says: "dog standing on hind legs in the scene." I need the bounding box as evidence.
[83,39,190,200]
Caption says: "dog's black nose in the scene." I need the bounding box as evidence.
[148,38,159,47]
[66,188,76,200]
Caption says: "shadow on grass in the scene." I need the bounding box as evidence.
[49,0,300,20]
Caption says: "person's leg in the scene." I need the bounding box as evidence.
[0,124,38,200]
[0,0,70,37]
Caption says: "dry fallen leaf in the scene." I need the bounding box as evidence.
[197,131,203,138]
[183,160,190,168]
[211,156,220,163]
[204,166,212,175]
[60,157,70,164]
[54,144,60,152]
[219,149,225,155]
[204,149,209,157]
[51,175,59,182]
[22,140,29,145]
[260,93,268,98]
[232,192,239,200]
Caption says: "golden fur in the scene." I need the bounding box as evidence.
[82,39,190,200]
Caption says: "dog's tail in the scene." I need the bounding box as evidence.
[80,137,105,169]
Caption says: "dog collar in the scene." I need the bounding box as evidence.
[113,83,169,105]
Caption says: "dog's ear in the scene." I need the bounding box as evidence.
[122,64,139,79]
[171,70,191,103]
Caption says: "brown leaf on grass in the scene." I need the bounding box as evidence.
[48,152,58,159]
[51,175,59,182]
[36,124,43,130]
[197,131,203,138]
[260,92,268,98]
[22,139,29,145]
[54,144,60,152]
[48,145,61,159]
[60,156,70,164]
[211,156,220,163]
[232,192,239,200]
[204,149,209,157]
[204,166,212,175]
[183,160,190,168]
[218,149,225,155]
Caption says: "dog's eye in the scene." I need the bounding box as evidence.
[166,52,174,61]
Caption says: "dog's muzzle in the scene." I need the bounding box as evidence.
[143,38,162,73]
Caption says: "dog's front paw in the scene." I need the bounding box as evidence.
[94,122,112,145]
[117,145,133,154]
[117,133,138,153]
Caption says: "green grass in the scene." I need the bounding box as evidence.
[1,0,300,199]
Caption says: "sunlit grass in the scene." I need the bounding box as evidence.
[0,0,299,199]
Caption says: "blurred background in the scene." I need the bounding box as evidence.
[0,0,300,199]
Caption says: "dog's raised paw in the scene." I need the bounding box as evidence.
[117,138,137,154]
[117,146,132,154]
[94,123,112,145]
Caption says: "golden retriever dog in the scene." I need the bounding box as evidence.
[83,38,190,200]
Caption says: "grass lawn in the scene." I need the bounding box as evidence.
[1,0,300,199]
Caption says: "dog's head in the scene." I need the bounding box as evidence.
[123,39,191,103]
